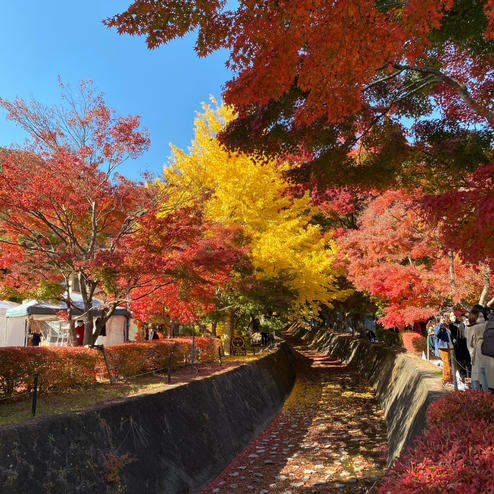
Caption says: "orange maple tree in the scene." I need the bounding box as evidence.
[106,0,493,127]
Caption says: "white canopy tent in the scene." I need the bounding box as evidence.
[5,294,131,346]
[0,300,26,347]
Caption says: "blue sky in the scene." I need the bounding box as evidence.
[0,1,232,179]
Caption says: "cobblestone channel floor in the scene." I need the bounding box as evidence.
[201,342,388,494]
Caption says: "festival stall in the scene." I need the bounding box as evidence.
[5,294,131,346]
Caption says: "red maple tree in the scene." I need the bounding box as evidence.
[339,189,493,328]
[0,82,242,344]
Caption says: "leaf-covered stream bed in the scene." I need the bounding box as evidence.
[201,344,388,494]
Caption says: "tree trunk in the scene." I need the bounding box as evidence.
[223,308,234,355]
[211,321,217,337]
[448,249,456,298]
[78,272,93,345]
[68,318,77,346]
[82,310,95,346]
[92,305,117,344]
[168,319,177,338]
[63,288,78,346]
[479,263,491,306]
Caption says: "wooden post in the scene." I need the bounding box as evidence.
[31,374,39,417]
[191,327,196,375]
[95,344,114,384]
[167,353,173,384]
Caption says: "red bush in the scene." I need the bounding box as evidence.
[0,346,99,396]
[379,390,494,494]
[401,331,427,354]
[0,337,221,397]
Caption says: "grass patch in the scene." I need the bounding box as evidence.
[0,373,169,427]
[0,355,265,427]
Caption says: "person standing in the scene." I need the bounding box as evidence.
[467,307,492,391]
[365,317,377,342]
[31,331,41,346]
[426,318,437,358]
[433,313,454,386]
[75,320,85,346]
[447,311,471,378]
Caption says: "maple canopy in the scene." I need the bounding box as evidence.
[106,1,494,187]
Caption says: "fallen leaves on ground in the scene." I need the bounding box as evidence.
[201,343,388,494]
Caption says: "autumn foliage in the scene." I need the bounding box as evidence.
[420,161,494,270]
[0,337,219,397]
[401,332,427,354]
[0,346,99,395]
[0,83,243,341]
[103,337,220,377]
[106,0,494,201]
[339,189,492,328]
[103,0,494,334]
[106,0,494,127]
[161,101,352,319]
[379,390,494,494]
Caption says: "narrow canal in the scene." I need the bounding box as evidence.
[201,342,388,494]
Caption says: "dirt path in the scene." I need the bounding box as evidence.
[201,342,388,494]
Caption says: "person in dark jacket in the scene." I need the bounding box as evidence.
[31,332,41,346]
[447,311,471,378]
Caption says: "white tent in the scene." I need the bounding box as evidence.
[95,315,128,346]
[5,295,131,346]
[0,300,26,347]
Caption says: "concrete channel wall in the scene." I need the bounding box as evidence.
[304,329,447,464]
[0,344,295,494]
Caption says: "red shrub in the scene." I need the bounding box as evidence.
[102,343,156,378]
[401,331,427,354]
[0,337,221,397]
[379,390,494,494]
[427,389,494,425]
[96,337,220,378]
[0,346,99,396]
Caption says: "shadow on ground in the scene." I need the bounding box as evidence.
[201,340,387,494]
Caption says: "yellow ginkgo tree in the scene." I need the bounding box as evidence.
[160,101,351,350]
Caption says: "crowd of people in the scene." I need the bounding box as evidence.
[427,305,494,391]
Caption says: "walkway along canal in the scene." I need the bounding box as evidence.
[201,340,388,494]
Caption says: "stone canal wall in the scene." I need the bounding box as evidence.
[304,329,447,465]
[0,344,295,494]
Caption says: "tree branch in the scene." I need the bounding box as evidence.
[392,63,494,126]
[363,69,405,92]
